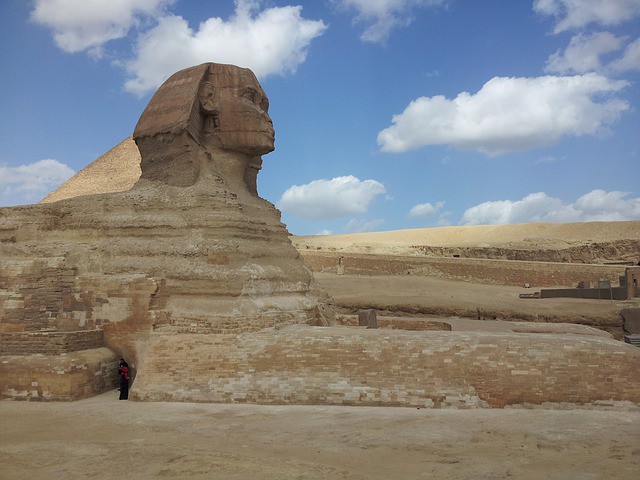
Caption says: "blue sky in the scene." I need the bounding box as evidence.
[1,0,639,235]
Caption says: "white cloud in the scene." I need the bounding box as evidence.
[460,190,640,225]
[337,0,446,43]
[407,201,445,218]
[377,74,629,156]
[315,229,333,235]
[124,1,327,94]
[545,32,624,74]
[0,159,75,206]
[608,37,640,73]
[31,0,172,56]
[533,0,640,33]
[345,218,385,233]
[278,175,386,219]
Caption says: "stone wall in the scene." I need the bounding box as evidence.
[0,347,119,401]
[300,252,625,288]
[131,326,640,408]
[540,287,628,300]
[404,240,640,264]
[627,267,640,299]
[0,330,105,355]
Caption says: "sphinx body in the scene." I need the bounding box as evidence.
[0,63,333,400]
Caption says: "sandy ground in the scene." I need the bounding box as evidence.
[292,221,640,250]
[315,273,637,336]
[1,392,639,480]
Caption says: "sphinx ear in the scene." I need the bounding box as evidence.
[198,82,217,112]
[199,81,219,134]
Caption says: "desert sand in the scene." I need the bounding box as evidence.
[314,273,633,334]
[292,221,640,252]
[1,391,639,480]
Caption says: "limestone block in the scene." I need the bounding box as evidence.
[621,308,640,334]
[131,326,640,408]
[358,309,377,328]
[0,347,119,401]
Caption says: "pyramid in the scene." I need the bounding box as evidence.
[41,137,141,204]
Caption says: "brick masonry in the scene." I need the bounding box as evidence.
[0,330,105,355]
[0,347,119,401]
[131,326,640,408]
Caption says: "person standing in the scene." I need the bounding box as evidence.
[118,359,130,400]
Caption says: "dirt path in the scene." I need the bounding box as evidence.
[1,392,638,480]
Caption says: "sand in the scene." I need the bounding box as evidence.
[314,273,635,337]
[1,392,639,480]
[292,221,640,251]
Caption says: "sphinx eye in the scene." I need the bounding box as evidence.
[242,89,257,103]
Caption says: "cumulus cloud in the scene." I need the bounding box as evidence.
[545,32,624,74]
[124,1,327,94]
[608,37,640,73]
[278,175,386,219]
[31,0,172,56]
[32,0,326,94]
[0,159,75,206]
[337,0,446,43]
[345,218,385,233]
[545,33,640,75]
[407,201,445,219]
[460,190,640,225]
[533,0,640,33]
[377,74,629,156]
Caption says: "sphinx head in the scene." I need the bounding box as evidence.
[198,66,274,156]
[133,63,274,188]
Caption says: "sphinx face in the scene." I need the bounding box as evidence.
[201,69,275,156]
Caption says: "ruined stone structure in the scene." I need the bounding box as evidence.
[533,267,639,301]
[2,63,639,407]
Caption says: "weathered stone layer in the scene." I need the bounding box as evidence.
[1,179,329,369]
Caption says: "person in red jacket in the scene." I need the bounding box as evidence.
[118,359,130,400]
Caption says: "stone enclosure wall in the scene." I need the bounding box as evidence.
[300,252,626,288]
[0,347,119,401]
[0,330,105,355]
[540,287,628,300]
[132,326,640,408]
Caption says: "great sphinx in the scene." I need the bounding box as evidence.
[2,64,639,408]
[0,63,334,400]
